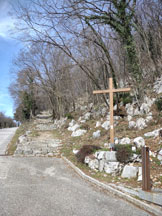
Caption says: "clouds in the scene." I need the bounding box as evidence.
[0,0,16,40]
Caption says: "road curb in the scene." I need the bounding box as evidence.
[61,155,162,216]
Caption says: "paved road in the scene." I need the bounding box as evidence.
[0,128,18,155]
[0,157,151,216]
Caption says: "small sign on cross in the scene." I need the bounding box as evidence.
[93,78,131,146]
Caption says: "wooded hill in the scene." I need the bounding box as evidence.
[0,112,16,129]
[9,0,162,122]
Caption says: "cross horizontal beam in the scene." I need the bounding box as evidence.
[93,88,131,94]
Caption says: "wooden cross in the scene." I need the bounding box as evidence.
[93,78,131,145]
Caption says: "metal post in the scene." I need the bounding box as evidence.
[142,147,151,191]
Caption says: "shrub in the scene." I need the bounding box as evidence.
[115,144,133,163]
[155,98,162,112]
[76,145,101,163]
[65,113,73,119]
[121,93,133,106]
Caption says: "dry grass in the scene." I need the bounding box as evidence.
[6,122,29,155]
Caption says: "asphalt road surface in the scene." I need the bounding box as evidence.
[0,128,18,155]
[0,128,151,216]
[0,156,151,216]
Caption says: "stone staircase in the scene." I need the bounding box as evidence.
[14,111,62,157]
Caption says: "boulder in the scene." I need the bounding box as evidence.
[104,162,120,174]
[134,108,141,116]
[93,130,101,139]
[129,121,136,129]
[71,129,87,137]
[84,156,92,164]
[95,121,101,128]
[121,165,139,179]
[126,104,134,116]
[84,112,91,120]
[140,103,150,114]
[101,121,110,130]
[136,118,147,130]
[134,137,145,148]
[144,128,162,138]
[95,151,105,160]
[127,115,132,121]
[99,160,105,172]
[132,146,136,152]
[88,159,99,170]
[69,119,76,127]
[68,123,80,132]
[105,151,117,162]
[119,137,131,145]
[144,96,155,107]
[146,115,153,123]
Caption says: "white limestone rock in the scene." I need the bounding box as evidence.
[136,118,147,130]
[84,112,91,120]
[114,116,121,120]
[140,103,150,114]
[99,160,105,172]
[146,115,153,123]
[149,151,156,157]
[134,108,141,116]
[68,123,80,132]
[129,121,136,129]
[113,105,117,111]
[154,75,162,94]
[101,121,110,130]
[144,128,162,138]
[84,156,92,164]
[119,137,131,145]
[71,129,87,137]
[18,135,27,143]
[88,159,99,170]
[95,121,101,128]
[105,151,117,162]
[144,96,155,107]
[95,151,105,160]
[127,115,132,121]
[73,149,79,155]
[126,104,134,116]
[134,137,145,148]
[114,137,119,145]
[121,165,139,179]
[69,119,76,127]
[80,120,86,123]
[132,146,136,152]
[104,162,120,174]
[157,150,162,161]
[137,167,142,181]
[93,130,101,139]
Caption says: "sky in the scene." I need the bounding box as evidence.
[0,0,21,117]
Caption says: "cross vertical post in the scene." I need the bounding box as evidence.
[93,78,131,146]
[109,78,114,144]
